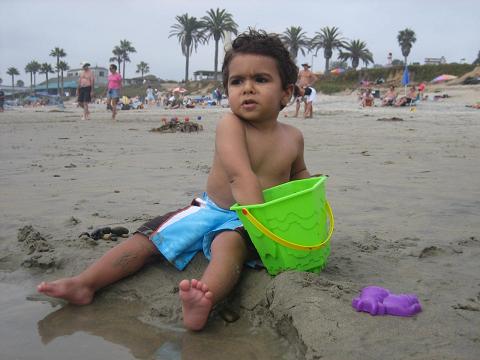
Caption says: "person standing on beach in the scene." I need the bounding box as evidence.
[295,63,317,117]
[146,85,155,106]
[105,64,122,120]
[0,89,5,112]
[37,29,311,331]
[294,85,316,118]
[77,62,95,120]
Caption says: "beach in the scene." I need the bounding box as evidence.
[1,85,479,359]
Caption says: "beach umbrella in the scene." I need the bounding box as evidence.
[401,66,409,95]
[401,66,410,86]
[172,87,187,93]
[330,68,345,75]
[431,74,458,83]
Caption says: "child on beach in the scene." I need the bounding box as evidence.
[37,29,311,331]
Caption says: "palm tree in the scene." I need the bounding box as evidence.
[29,60,41,88]
[39,63,54,90]
[170,13,206,83]
[201,8,238,80]
[16,80,25,88]
[338,39,374,70]
[135,61,150,80]
[109,46,123,72]
[311,26,345,73]
[25,62,36,90]
[397,28,416,65]
[280,26,310,63]
[117,40,136,85]
[50,47,67,94]
[57,61,69,96]
[7,67,20,90]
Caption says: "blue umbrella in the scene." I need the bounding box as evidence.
[401,66,410,95]
[401,66,410,86]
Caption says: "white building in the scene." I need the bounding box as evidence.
[424,56,446,65]
[66,66,108,86]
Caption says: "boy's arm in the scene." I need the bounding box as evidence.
[290,128,311,180]
[215,114,264,205]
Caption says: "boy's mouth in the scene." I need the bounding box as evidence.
[241,99,257,111]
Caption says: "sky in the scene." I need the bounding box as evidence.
[1,0,479,85]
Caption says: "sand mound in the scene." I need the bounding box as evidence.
[450,66,480,85]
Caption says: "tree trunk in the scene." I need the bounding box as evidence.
[214,39,219,80]
[61,70,64,98]
[30,72,33,91]
[122,62,126,86]
[185,48,190,83]
[11,75,15,90]
[56,58,60,95]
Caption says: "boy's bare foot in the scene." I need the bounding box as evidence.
[179,279,213,331]
[37,277,94,305]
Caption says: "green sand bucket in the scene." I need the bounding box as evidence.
[231,176,334,275]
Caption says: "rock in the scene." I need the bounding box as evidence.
[90,227,112,240]
[111,226,129,236]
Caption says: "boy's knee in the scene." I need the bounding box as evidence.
[211,231,247,255]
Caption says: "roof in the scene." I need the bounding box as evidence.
[35,79,78,90]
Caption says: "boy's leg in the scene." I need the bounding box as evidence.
[180,230,248,331]
[37,233,159,305]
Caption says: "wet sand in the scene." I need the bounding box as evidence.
[1,85,479,359]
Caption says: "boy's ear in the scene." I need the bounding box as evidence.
[281,84,294,106]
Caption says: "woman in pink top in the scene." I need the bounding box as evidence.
[105,64,122,120]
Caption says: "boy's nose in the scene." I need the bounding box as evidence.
[242,80,255,94]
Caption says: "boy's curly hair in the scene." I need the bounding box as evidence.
[222,29,298,96]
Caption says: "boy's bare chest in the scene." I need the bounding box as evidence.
[247,133,296,174]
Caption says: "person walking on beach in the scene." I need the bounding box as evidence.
[77,62,95,120]
[37,29,311,331]
[105,64,122,120]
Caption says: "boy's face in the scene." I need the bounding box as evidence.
[227,54,292,122]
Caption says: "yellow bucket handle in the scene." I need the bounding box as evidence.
[241,201,334,251]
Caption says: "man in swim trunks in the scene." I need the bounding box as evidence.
[37,29,312,331]
[77,62,95,120]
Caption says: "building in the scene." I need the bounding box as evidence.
[424,56,446,65]
[67,66,108,86]
[193,70,221,81]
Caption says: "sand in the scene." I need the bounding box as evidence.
[1,85,479,359]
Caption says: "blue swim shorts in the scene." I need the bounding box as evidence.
[136,193,252,270]
[107,88,120,99]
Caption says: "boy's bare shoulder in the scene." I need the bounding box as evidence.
[216,112,244,130]
[278,121,304,140]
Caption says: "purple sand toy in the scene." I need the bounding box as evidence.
[352,286,422,317]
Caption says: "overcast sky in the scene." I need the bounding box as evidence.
[1,0,479,84]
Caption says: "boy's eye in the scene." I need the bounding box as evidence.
[255,76,268,83]
[229,78,242,86]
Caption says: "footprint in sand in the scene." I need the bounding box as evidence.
[418,246,445,259]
